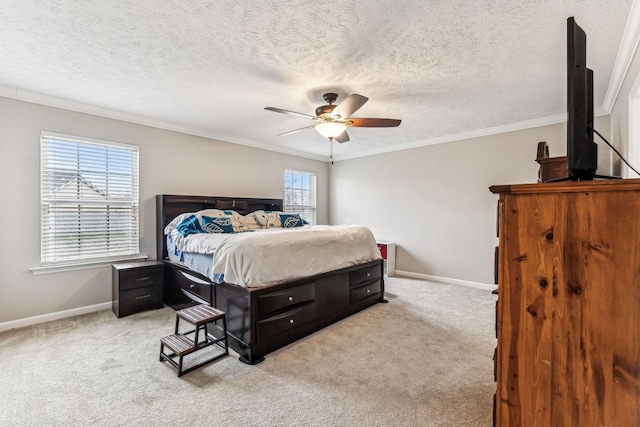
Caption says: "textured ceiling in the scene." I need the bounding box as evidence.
[0,0,634,161]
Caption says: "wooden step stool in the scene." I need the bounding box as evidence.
[159,304,228,377]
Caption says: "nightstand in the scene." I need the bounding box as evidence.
[376,241,396,276]
[112,260,164,318]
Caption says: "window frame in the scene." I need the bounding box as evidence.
[283,168,317,225]
[38,131,140,270]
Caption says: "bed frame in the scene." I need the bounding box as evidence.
[156,194,385,364]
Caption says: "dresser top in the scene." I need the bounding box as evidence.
[490,177,640,194]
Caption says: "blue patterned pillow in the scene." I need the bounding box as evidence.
[176,214,204,237]
[201,215,235,233]
[197,209,250,232]
[279,213,305,228]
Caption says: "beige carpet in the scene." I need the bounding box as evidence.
[0,276,497,426]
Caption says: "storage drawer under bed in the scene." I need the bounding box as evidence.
[256,282,315,317]
[349,264,382,286]
[256,302,317,342]
[176,270,214,304]
[350,279,382,303]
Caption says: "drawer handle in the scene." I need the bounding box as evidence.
[288,296,293,301]
[189,284,195,288]
[135,294,151,299]
[136,276,151,282]
[366,273,371,277]
[289,319,294,324]
[366,289,371,293]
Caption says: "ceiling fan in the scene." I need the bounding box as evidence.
[264,92,401,144]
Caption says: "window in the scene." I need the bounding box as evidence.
[284,169,316,224]
[40,132,139,266]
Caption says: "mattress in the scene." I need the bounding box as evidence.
[167,234,223,283]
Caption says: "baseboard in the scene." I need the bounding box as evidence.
[0,302,112,333]
[393,270,496,292]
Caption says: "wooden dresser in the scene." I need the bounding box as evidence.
[490,179,640,427]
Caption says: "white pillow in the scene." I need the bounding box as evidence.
[164,212,192,235]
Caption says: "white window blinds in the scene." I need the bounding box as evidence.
[284,169,316,224]
[40,132,139,266]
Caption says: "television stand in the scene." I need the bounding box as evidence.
[490,178,640,426]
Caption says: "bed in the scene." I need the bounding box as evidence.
[156,194,386,364]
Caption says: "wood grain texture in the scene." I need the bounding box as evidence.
[490,177,640,195]
[493,180,640,426]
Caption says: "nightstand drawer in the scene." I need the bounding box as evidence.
[118,267,163,291]
[116,285,163,318]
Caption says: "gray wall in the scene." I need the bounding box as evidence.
[329,116,611,285]
[0,97,329,324]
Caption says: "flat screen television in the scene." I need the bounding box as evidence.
[566,17,598,179]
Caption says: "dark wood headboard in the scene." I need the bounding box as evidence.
[155,194,283,260]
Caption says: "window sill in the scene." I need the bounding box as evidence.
[30,255,149,275]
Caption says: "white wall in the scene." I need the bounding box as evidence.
[329,116,611,286]
[0,97,329,324]
[610,35,640,176]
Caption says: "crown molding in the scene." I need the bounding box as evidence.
[333,113,568,161]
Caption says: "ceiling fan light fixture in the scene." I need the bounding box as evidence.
[315,122,346,139]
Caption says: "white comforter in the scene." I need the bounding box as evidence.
[169,225,381,288]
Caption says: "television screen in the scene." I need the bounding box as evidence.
[566,17,598,179]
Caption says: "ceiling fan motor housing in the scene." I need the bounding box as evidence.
[315,92,340,118]
[315,104,337,118]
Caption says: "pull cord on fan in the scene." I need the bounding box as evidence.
[330,137,334,164]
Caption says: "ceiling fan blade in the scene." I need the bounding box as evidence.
[335,130,350,143]
[265,107,318,120]
[331,94,368,119]
[347,118,401,127]
[277,125,315,137]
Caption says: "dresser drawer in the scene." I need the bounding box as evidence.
[350,264,382,286]
[257,282,315,318]
[256,302,316,342]
[350,279,382,303]
[118,266,163,291]
[115,285,163,317]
